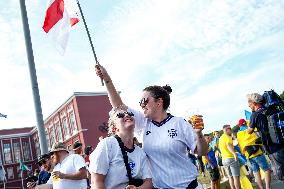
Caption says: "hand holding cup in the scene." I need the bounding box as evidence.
[190,115,204,129]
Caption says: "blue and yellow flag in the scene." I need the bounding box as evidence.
[244,110,252,121]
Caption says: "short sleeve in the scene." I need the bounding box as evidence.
[128,107,147,132]
[249,112,257,129]
[140,154,152,180]
[181,119,197,152]
[89,139,110,175]
[73,154,87,171]
[225,135,232,145]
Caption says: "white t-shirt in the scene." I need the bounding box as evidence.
[47,154,87,189]
[130,108,201,189]
[89,136,151,189]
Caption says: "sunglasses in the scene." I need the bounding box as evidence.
[139,97,149,107]
[49,152,55,156]
[116,111,134,118]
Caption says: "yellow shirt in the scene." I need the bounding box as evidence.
[219,134,234,159]
[237,130,263,158]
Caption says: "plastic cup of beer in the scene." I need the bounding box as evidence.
[190,115,204,129]
[53,175,59,182]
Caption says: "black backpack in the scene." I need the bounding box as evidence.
[262,90,284,145]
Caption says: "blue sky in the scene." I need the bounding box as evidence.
[0,0,284,133]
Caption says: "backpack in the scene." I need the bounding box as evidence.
[262,90,284,145]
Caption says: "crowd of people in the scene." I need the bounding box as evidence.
[25,65,284,189]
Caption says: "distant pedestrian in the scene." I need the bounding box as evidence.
[219,125,241,189]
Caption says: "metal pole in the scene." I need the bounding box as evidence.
[21,171,24,189]
[76,0,104,86]
[19,0,48,154]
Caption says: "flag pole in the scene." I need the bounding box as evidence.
[21,170,24,189]
[76,0,104,86]
[19,0,48,155]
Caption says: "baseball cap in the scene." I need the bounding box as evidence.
[73,141,82,150]
[238,119,247,126]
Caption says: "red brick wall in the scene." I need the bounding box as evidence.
[75,95,111,149]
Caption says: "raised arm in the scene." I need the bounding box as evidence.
[95,65,126,109]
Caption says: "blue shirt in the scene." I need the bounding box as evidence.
[239,125,247,131]
[38,171,50,185]
[207,147,218,168]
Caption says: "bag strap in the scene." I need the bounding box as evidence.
[114,135,133,182]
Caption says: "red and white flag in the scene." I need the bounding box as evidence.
[42,0,80,54]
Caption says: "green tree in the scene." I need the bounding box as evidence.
[280,91,284,100]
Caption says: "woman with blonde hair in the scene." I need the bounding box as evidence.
[89,108,152,189]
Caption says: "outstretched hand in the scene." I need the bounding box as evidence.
[95,64,109,82]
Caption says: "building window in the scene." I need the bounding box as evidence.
[69,112,77,132]
[13,142,21,163]
[49,126,55,144]
[22,141,31,161]
[55,122,63,142]
[62,118,70,138]
[17,166,22,178]
[35,139,41,157]
[45,130,50,149]
[3,143,12,164]
[7,167,14,180]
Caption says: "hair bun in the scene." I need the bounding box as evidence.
[162,85,172,94]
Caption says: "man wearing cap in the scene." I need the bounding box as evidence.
[73,141,83,155]
[237,118,271,189]
[35,142,88,189]
[27,153,54,189]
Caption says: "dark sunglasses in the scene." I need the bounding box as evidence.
[116,111,134,118]
[139,97,149,107]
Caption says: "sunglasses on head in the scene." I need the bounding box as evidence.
[139,97,149,107]
[116,111,134,118]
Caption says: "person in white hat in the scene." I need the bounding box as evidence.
[35,142,88,189]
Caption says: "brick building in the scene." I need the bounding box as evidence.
[0,92,111,188]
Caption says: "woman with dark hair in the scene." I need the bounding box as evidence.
[95,65,207,189]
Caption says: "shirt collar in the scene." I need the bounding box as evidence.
[152,113,174,127]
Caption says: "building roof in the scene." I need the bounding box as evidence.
[44,92,109,122]
[0,126,35,138]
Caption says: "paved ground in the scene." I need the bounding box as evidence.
[268,179,284,189]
